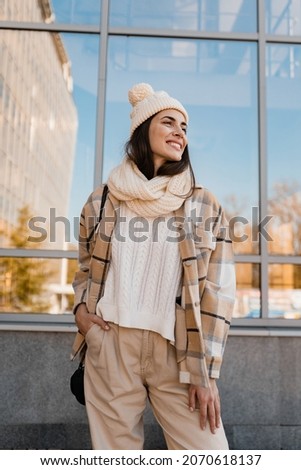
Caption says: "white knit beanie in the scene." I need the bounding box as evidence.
[128,83,189,136]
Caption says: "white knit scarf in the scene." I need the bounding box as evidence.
[107,157,192,217]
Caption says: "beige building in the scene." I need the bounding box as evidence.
[0,0,78,247]
[0,0,78,312]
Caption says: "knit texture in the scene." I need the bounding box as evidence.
[129,83,188,135]
[97,203,182,341]
[107,156,192,217]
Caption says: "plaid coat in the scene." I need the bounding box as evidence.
[72,183,236,387]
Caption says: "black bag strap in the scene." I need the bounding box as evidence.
[86,184,109,246]
[98,183,109,223]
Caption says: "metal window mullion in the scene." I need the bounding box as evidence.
[268,256,301,265]
[1,22,301,45]
[266,34,301,44]
[257,0,269,319]
[93,0,109,188]
[0,248,78,259]
[0,20,100,33]
[234,255,261,264]
[107,26,259,42]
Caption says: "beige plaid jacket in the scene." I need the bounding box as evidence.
[72,184,236,387]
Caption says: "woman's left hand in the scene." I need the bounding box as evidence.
[188,379,221,434]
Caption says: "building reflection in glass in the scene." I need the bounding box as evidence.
[104,36,259,255]
[234,263,260,318]
[0,28,78,247]
[0,0,79,313]
[110,0,257,32]
[267,44,301,256]
[269,264,301,319]
[0,0,101,25]
[265,0,301,36]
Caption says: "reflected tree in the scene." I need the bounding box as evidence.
[268,180,301,255]
[223,193,258,255]
[268,180,301,289]
[0,206,52,312]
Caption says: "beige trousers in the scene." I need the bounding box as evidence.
[84,322,228,450]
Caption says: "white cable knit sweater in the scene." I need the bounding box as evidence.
[96,202,182,340]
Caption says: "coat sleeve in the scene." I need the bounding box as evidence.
[72,187,104,314]
[201,207,236,379]
[72,201,91,313]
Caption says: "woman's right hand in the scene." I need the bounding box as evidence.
[75,303,110,336]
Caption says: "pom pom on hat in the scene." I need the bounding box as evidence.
[128,82,188,136]
[128,83,154,106]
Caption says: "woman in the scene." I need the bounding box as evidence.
[72,83,236,450]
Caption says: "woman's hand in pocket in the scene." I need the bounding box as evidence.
[75,303,110,336]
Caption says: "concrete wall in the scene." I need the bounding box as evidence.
[1,329,301,450]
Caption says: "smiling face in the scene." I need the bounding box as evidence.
[148,109,188,174]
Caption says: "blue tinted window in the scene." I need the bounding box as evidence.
[0,0,101,24]
[104,37,258,254]
[51,0,101,25]
[267,44,301,256]
[0,31,99,249]
[110,0,257,32]
[265,0,301,36]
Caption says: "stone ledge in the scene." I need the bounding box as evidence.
[0,423,166,450]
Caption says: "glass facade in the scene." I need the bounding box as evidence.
[0,0,102,24]
[110,0,257,32]
[104,37,259,244]
[235,263,260,319]
[265,0,301,36]
[0,0,300,324]
[0,30,99,246]
[267,43,301,257]
[269,264,301,319]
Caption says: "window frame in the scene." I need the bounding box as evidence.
[1,0,301,331]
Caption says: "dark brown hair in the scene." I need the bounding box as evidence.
[124,114,195,194]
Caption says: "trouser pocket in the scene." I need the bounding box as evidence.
[174,304,187,363]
